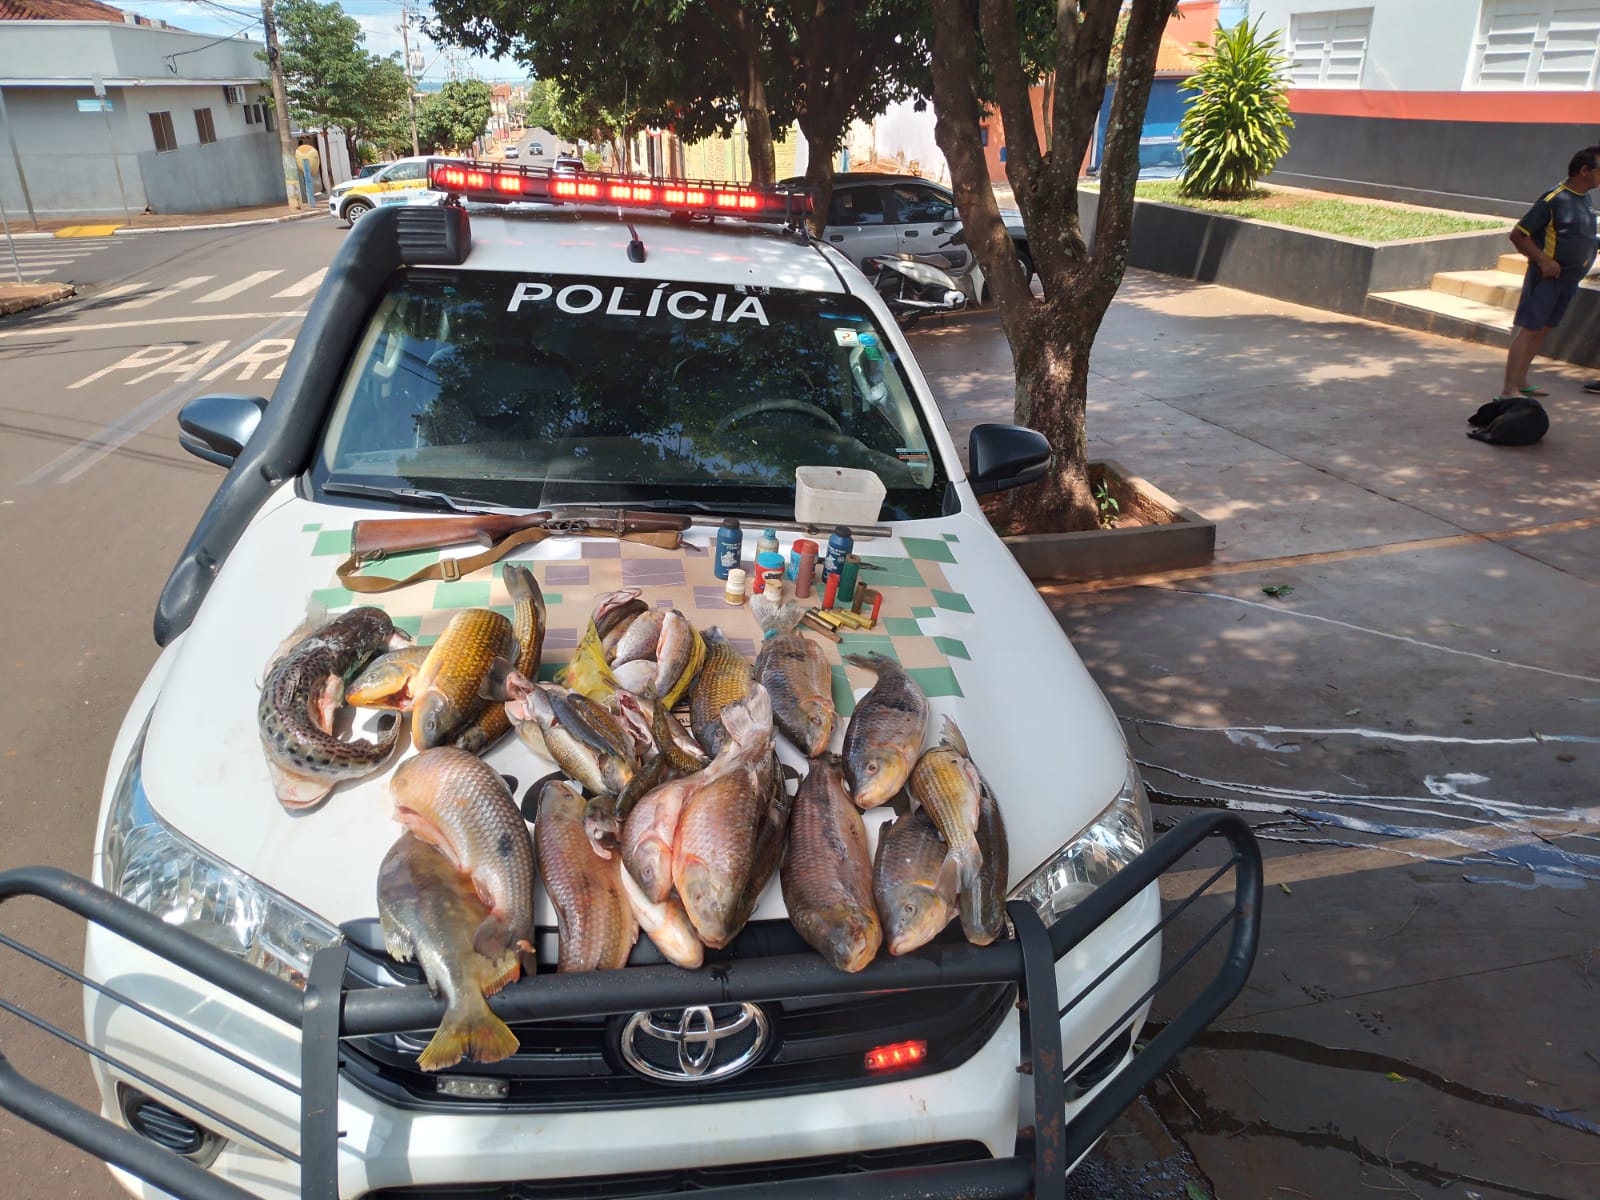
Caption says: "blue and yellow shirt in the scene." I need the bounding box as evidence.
[1516,184,1598,282]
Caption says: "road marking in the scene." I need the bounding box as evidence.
[114,275,214,309]
[89,282,149,303]
[0,312,306,338]
[23,314,304,485]
[1158,804,1600,901]
[273,268,326,297]
[195,270,284,303]
[54,224,120,237]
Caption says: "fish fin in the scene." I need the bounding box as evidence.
[482,955,523,996]
[378,915,415,964]
[935,854,961,908]
[950,840,983,898]
[941,716,970,758]
[308,675,344,735]
[417,999,519,1072]
[718,683,772,749]
[262,603,328,676]
[482,658,538,704]
[473,913,511,959]
[751,592,807,636]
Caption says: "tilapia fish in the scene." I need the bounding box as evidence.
[781,756,882,972]
[507,683,638,799]
[691,627,753,756]
[621,686,772,906]
[873,807,957,956]
[259,606,409,811]
[377,833,521,1072]
[906,716,984,899]
[454,565,545,754]
[666,687,775,948]
[961,776,1010,946]
[841,653,928,808]
[756,631,836,757]
[537,781,638,972]
[412,607,516,750]
[389,748,537,960]
[617,862,703,970]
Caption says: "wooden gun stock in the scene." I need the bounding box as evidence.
[350,510,691,558]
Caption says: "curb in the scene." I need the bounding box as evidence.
[112,208,327,235]
[0,284,76,316]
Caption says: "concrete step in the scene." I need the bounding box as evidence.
[1431,268,1522,310]
[1497,252,1528,276]
[1364,287,1515,349]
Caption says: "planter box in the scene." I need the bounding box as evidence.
[1001,461,1215,583]
[1077,189,1510,315]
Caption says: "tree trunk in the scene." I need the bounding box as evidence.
[730,6,775,184]
[1006,299,1096,529]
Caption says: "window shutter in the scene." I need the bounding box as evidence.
[1473,0,1600,88]
[1287,8,1372,88]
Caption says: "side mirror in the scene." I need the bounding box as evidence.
[178,393,268,468]
[968,422,1052,495]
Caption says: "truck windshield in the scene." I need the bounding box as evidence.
[314,271,948,519]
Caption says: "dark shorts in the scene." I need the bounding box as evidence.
[1514,271,1580,331]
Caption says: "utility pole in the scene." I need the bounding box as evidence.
[398,0,420,156]
[259,0,303,210]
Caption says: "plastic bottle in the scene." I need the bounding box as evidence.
[755,550,786,596]
[756,527,780,560]
[723,568,748,605]
[714,517,743,580]
[824,526,853,580]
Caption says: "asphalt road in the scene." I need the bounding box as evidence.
[0,216,344,1197]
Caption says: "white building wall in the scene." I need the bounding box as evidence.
[1249,1,1479,91]
[792,99,950,183]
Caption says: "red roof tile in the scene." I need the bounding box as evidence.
[0,0,131,19]
[1156,1,1220,75]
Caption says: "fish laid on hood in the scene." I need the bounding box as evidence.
[670,685,776,949]
[389,748,536,961]
[454,565,545,754]
[346,645,430,711]
[377,833,521,1071]
[961,773,1010,946]
[616,862,703,970]
[258,606,409,811]
[873,807,958,956]
[781,755,882,973]
[536,781,638,972]
[906,716,984,900]
[506,682,638,799]
[754,606,836,758]
[691,627,753,757]
[841,653,928,809]
[411,608,516,751]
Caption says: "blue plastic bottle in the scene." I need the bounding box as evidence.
[714,517,743,580]
[824,526,853,579]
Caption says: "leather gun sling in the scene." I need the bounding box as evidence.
[336,526,685,594]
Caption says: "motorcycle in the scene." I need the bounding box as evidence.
[864,251,967,328]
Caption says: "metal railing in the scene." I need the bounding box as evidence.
[0,811,1261,1200]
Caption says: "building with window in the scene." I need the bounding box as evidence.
[1253,1,1600,216]
[0,0,285,221]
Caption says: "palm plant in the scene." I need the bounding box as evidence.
[1178,17,1294,200]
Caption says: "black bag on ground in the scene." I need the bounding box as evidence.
[1466,397,1549,446]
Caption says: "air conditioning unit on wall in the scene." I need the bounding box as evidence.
[222,85,246,104]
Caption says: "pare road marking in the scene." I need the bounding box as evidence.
[68,334,296,390]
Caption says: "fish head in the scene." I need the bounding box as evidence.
[676,857,741,949]
[813,903,881,972]
[882,883,953,956]
[848,748,904,809]
[797,699,836,756]
[412,692,456,750]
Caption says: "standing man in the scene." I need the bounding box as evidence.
[1499,146,1600,402]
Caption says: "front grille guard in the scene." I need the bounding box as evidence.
[0,811,1260,1200]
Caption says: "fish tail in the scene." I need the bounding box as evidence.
[934,854,961,908]
[941,715,970,758]
[718,683,772,748]
[417,998,518,1072]
[473,913,511,958]
[751,593,807,636]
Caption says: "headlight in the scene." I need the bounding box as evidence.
[100,722,340,988]
[1010,757,1153,926]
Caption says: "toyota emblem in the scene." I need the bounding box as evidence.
[619,1004,771,1083]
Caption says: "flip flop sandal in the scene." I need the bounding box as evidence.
[1519,386,1549,398]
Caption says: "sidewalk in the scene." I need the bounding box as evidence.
[0,197,327,315]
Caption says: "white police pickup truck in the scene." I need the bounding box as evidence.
[0,160,1260,1200]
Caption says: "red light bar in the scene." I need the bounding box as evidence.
[426,158,809,220]
[865,1040,928,1073]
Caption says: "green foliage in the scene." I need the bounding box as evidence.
[416,79,494,154]
[522,78,559,131]
[1177,17,1294,200]
[1093,479,1120,528]
[273,0,369,130]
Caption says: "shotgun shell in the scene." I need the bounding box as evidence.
[838,555,861,604]
[868,590,883,627]
[800,614,843,643]
[810,609,847,629]
[836,610,871,630]
[822,572,840,610]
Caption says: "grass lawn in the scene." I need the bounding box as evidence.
[1131,181,1506,241]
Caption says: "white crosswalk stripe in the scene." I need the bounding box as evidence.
[0,236,116,276]
[273,268,326,297]
[195,270,284,303]
[113,275,214,309]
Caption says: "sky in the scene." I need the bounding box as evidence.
[127,0,527,83]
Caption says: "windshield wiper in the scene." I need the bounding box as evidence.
[322,481,540,515]
[555,499,895,535]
